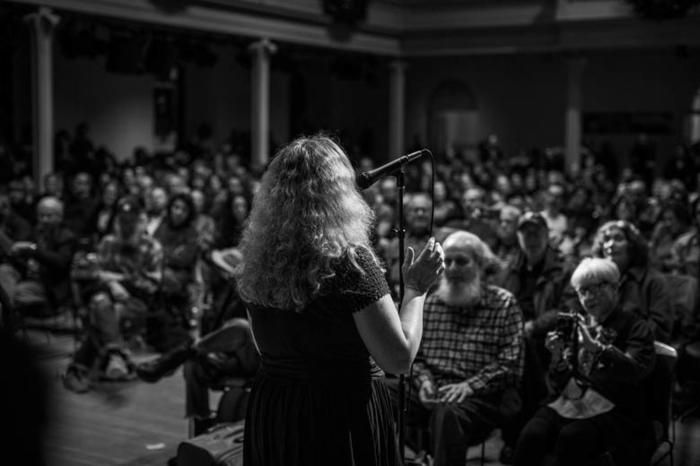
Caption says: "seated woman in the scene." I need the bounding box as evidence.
[152,192,201,351]
[590,219,673,343]
[513,258,656,466]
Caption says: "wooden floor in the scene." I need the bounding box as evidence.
[21,330,700,466]
[27,331,190,466]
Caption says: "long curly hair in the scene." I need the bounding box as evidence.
[590,219,649,268]
[235,135,378,310]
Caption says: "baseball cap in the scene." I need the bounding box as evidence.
[517,211,548,231]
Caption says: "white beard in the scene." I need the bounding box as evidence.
[435,274,482,308]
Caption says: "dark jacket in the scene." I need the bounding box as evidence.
[0,213,32,259]
[548,307,656,420]
[499,247,577,337]
[618,266,673,343]
[29,223,77,307]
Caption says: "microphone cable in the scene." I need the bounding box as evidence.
[406,148,436,437]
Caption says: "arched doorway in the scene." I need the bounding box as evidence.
[428,80,479,160]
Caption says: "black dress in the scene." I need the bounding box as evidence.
[243,248,401,466]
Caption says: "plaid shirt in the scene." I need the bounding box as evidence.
[413,284,524,396]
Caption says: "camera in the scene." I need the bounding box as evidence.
[556,312,578,339]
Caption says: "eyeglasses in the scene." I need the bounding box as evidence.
[575,281,612,297]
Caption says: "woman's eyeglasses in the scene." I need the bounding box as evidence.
[575,281,612,297]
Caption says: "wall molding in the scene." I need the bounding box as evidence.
[9,0,700,56]
[10,0,401,55]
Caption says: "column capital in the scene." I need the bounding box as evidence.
[248,38,278,56]
[24,7,60,36]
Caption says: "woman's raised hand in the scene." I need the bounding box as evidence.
[403,237,445,294]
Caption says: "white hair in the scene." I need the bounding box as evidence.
[570,258,620,289]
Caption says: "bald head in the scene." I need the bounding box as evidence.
[37,196,63,226]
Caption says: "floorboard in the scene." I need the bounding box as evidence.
[16,330,700,466]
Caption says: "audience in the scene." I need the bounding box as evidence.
[63,196,163,393]
[144,185,168,236]
[445,187,497,249]
[0,196,77,320]
[152,192,201,351]
[87,178,122,243]
[498,212,576,463]
[540,184,568,247]
[590,220,673,342]
[388,231,523,466]
[63,172,99,241]
[670,195,700,278]
[379,192,449,298]
[3,125,700,464]
[650,198,692,273]
[513,258,656,466]
[492,204,521,270]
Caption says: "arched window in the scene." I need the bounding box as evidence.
[428,80,479,159]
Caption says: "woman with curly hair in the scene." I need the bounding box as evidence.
[236,135,445,466]
[590,219,673,342]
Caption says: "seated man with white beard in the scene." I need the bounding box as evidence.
[390,231,524,466]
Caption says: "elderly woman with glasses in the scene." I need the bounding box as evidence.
[590,219,673,343]
[513,257,656,466]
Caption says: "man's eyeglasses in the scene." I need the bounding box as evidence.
[575,281,612,297]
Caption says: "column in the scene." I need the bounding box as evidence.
[248,38,277,170]
[564,56,586,175]
[388,59,407,158]
[25,7,59,185]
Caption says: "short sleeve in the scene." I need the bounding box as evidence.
[332,247,390,313]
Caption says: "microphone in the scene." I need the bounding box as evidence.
[356,150,425,190]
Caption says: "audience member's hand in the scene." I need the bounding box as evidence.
[109,281,130,301]
[418,380,437,407]
[437,382,473,404]
[524,320,534,337]
[545,331,565,359]
[10,241,35,255]
[403,237,444,294]
[578,324,605,353]
[98,271,126,283]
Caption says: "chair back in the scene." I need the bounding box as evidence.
[648,341,678,441]
[663,273,698,339]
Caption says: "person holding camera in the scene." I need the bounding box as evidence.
[513,257,656,466]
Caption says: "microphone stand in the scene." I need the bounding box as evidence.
[395,167,407,465]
